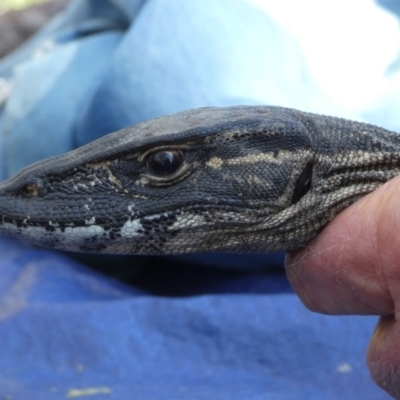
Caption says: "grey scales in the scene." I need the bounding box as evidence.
[0,106,399,254]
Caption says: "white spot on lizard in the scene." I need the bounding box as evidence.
[120,219,143,238]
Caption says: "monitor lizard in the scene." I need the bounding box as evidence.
[0,105,399,254]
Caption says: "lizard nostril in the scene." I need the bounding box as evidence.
[19,183,40,197]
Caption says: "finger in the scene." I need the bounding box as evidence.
[285,175,400,316]
[367,315,400,399]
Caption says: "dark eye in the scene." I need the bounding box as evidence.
[147,150,183,176]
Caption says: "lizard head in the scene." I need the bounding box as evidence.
[0,106,389,254]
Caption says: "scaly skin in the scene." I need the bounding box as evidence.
[0,106,399,254]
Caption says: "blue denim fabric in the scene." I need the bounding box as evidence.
[1,0,346,176]
[0,0,395,398]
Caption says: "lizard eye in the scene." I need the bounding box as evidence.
[147,150,183,176]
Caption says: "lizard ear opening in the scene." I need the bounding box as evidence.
[291,162,313,204]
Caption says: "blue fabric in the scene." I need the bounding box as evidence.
[0,0,396,398]
[0,238,383,399]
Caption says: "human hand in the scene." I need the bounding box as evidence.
[286,174,400,399]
